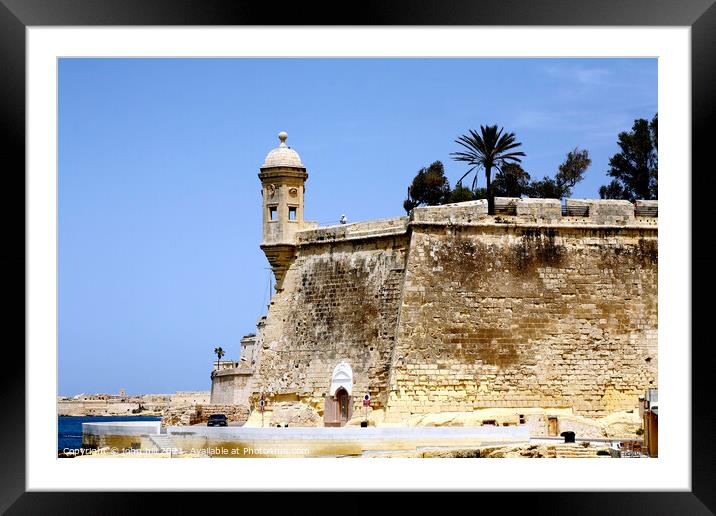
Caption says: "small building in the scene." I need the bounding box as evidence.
[240,333,257,365]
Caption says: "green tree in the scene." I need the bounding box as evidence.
[214,346,225,368]
[451,125,526,214]
[599,114,658,200]
[598,180,627,200]
[492,163,531,197]
[403,161,451,213]
[471,187,488,200]
[527,177,563,199]
[648,113,658,199]
[446,184,476,203]
[527,147,591,199]
[556,147,591,196]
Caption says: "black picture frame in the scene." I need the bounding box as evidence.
[1,1,712,513]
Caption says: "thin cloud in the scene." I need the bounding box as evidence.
[545,65,614,86]
[509,108,635,140]
[574,68,612,85]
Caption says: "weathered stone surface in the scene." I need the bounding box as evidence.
[481,444,554,458]
[210,367,254,405]
[384,221,657,422]
[226,192,657,431]
[266,401,322,427]
[250,233,409,413]
[161,404,250,426]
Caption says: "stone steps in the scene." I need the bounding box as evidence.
[148,434,179,453]
[554,445,605,458]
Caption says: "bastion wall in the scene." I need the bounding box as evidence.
[249,218,410,414]
[226,198,658,428]
[384,199,657,422]
[210,368,254,405]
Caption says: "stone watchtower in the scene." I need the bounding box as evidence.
[259,132,308,291]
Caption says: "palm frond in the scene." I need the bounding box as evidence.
[452,125,525,193]
[456,166,476,184]
[499,152,527,162]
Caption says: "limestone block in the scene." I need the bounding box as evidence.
[516,198,562,221]
[411,200,488,225]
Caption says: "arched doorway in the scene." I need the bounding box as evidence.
[336,387,350,422]
[325,386,353,427]
[324,361,353,427]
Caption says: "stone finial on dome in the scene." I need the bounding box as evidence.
[262,130,304,168]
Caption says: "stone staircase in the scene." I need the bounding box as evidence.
[553,444,608,458]
[148,434,179,453]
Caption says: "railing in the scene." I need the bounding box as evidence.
[562,204,589,217]
[493,198,518,215]
[635,204,658,217]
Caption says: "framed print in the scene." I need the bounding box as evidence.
[2,0,713,513]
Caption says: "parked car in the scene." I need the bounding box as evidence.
[207,413,228,427]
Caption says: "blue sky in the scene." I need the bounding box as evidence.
[58,58,657,396]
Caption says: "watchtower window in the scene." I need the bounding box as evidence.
[269,206,277,221]
[288,206,297,221]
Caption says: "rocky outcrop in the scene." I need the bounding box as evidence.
[267,402,321,427]
[162,404,250,426]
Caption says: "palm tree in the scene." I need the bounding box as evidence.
[213,346,225,369]
[451,125,526,214]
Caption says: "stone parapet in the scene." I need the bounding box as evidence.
[515,198,562,220]
[296,216,408,244]
[565,199,635,225]
[635,200,658,217]
[290,199,656,248]
[412,198,656,229]
[212,366,253,378]
[411,200,489,225]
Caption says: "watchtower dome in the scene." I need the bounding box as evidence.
[259,131,308,291]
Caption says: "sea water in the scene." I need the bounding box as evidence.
[58,415,161,450]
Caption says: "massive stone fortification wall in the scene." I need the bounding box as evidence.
[250,218,410,415]
[384,199,657,422]
[230,198,657,430]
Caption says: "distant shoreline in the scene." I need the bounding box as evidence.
[57,391,210,417]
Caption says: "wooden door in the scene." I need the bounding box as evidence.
[336,388,352,425]
[324,388,353,427]
[548,417,558,437]
[324,395,338,427]
[645,412,658,457]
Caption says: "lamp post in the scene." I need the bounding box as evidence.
[260,395,265,428]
